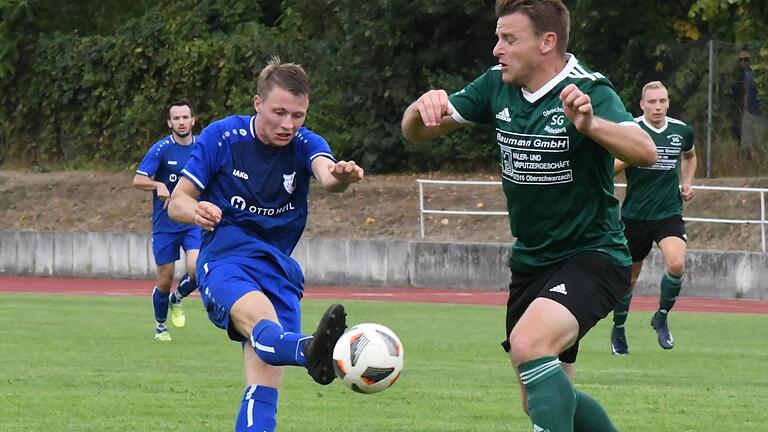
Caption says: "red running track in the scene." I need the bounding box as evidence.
[1,276,767,315]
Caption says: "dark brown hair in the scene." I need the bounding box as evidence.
[495,0,570,55]
[167,98,194,118]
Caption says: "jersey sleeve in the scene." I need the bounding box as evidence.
[683,124,695,152]
[136,141,164,178]
[296,128,335,174]
[448,69,494,125]
[182,120,226,191]
[588,82,635,125]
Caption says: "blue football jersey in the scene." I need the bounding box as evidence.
[136,135,198,233]
[181,115,335,283]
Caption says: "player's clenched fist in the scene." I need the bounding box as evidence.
[560,83,594,133]
[415,89,453,127]
[195,201,222,232]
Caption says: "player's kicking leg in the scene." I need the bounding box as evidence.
[248,302,347,384]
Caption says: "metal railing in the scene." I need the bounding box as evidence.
[417,179,768,252]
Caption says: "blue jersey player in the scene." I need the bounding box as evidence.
[169,58,363,431]
[133,99,202,341]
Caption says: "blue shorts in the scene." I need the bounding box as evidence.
[198,257,304,342]
[152,228,202,265]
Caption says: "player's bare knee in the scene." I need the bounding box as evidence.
[508,330,547,365]
[231,311,263,339]
[155,278,173,292]
[666,258,685,276]
[156,266,174,290]
[231,295,278,339]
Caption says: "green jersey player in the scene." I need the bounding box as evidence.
[401,1,656,431]
[610,81,697,356]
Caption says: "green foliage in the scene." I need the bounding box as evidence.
[0,0,278,167]
[1,0,767,173]
[0,0,501,172]
[275,0,497,171]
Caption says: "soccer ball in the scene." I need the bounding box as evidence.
[332,323,404,394]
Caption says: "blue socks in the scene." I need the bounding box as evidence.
[250,320,311,367]
[170,273,198,304]
[177,273,198,297]
[151,287,169,327]
[235,385,278,432]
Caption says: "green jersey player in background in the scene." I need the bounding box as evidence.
[401,1,656,431]
[610,81,697,355]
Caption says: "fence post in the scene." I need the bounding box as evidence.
[419,181,426,239]
[761,190,766,253]
[706,39,714,178]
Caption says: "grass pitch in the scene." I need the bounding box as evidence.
[1,293,766,431]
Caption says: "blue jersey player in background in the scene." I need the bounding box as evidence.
[169,57,363,431]
[133,99,202,341]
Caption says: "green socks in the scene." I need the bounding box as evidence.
[519,357,619,431]
[519,356,576,432]
[573,390,619,432]
[614,270,682,327]
[659,271,682,313]
[612,292,633,327]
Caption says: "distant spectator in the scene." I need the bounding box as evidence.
[737,48,766,159]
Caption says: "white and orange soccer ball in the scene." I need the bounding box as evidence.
[332,323,404,394]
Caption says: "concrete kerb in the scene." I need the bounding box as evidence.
[0,231,765,300]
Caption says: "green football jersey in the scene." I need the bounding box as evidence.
[621,116,695,220]
[448,55,634,272]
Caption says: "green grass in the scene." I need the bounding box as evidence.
[1,294,766,431]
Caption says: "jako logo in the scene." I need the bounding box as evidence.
[233,169,249,180]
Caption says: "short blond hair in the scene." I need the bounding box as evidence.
[641,81,667,100]
[257,55,312,100]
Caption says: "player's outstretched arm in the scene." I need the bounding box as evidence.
[168,177,221,231]
[311,157,364,193]
[560,84,656,167]
[401,89,462,142]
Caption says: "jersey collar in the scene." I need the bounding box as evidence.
[520,53,579,103]
[639,116,669,133]
[169,134,196,145]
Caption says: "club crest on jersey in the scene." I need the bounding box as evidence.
[542,106,567,134]
[283,171,296,194]
[667,134,683,146]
